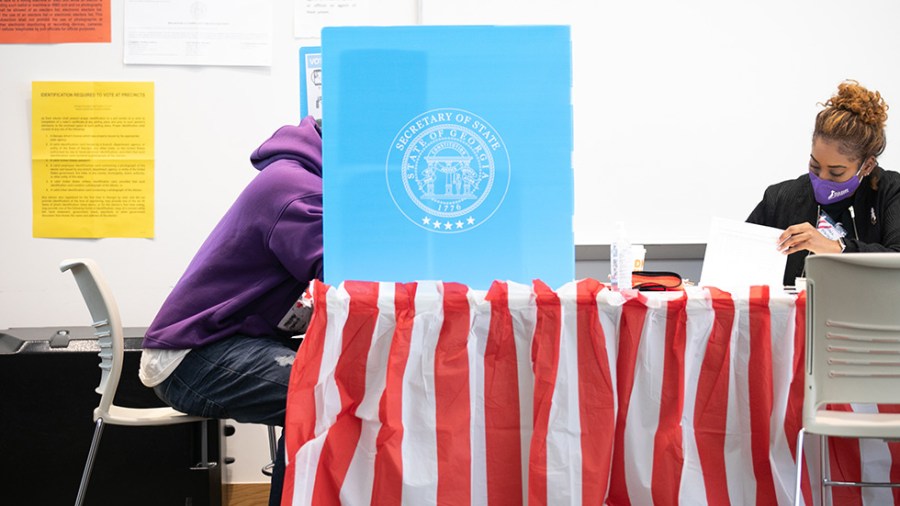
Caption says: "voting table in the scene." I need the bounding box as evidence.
[281,280,894,506]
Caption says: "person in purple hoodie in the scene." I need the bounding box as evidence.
[139,116,322,506]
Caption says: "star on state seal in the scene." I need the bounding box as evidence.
[386,108,510,233]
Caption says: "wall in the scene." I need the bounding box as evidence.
[2,0,899,484]
[0,0,413,485]
[5,0,900,331]
[423,0,900,244]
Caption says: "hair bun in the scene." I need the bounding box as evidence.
[827,80,889,127]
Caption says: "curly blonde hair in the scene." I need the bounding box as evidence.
[814,80,888,162]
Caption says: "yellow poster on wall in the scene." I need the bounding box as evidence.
[32,81,154,238]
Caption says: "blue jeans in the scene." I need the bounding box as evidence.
[154,335,297,506]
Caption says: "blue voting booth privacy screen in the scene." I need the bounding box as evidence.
[321,26,574,290]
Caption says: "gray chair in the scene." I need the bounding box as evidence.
[795,253,900,505]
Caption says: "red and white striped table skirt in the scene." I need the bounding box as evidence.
[282,279,900,505]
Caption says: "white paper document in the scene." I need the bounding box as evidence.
[124,0,273,67]
[699,217,787,291]
[295,1,371,38]
[293,0,416,38]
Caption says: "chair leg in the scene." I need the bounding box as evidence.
[262,425,277,477]
[190,420,217,470]
[75,418,105,506]
[795,428,805,505]
[268,425,277,462]
[819,434,828,506]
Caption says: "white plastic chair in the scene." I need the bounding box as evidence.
[795,253,900,505]
[60,258,212,506]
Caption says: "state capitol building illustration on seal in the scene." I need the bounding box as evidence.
[386,108,511,233]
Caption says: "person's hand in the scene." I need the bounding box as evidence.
[777,222,843,255]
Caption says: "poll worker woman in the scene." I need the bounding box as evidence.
[138,116,323,506]
[747,80,900,286]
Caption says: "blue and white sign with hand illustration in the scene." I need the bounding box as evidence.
[299,46,322,121]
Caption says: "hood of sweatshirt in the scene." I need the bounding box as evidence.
[250,115,322,177]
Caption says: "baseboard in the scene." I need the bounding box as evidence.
[225,483,271,506]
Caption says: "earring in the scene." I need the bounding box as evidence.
[861,159,873,178]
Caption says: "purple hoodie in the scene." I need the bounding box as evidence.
[143,117,323,349]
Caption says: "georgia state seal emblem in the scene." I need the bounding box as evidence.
[386,108,510,233]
